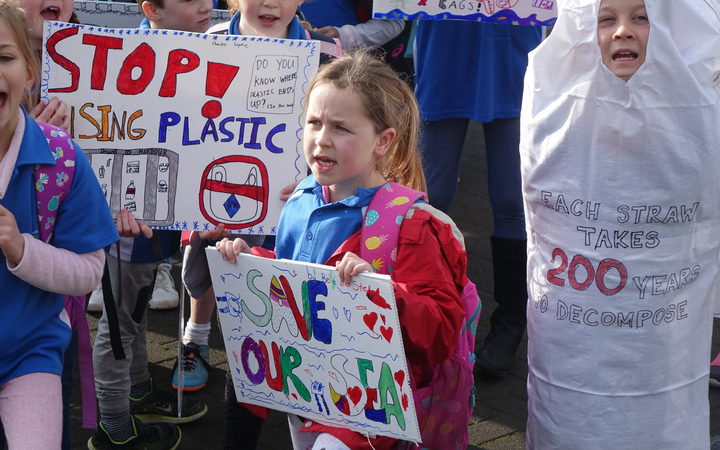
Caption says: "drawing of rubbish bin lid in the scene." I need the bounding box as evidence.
[199,155,269,229]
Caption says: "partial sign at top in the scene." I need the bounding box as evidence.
[41,21,319,234]
[73,0,230,29]
[373,0,557,25]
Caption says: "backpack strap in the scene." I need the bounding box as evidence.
[360,182,427,274]
[34,122,76,243]
[33,122,98,429]
[305,29,343,59]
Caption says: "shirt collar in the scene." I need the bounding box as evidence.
[295,175,381,207]
[15,108,55,168]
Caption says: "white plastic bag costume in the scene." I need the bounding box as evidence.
[520,0,720,448]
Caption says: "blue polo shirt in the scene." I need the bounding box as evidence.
[0,112,118,385]
[414,20,542,122]
[300,0,359,28]
[275,175,380,264]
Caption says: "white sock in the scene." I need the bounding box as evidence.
[183,321,211,346]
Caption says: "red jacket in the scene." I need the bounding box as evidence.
[251,206,468,448]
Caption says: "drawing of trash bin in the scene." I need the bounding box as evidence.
[199,155,269,230]
[84,148,179,227]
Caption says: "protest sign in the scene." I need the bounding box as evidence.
[373,0,556,25]
[206,250,421,442]
[41,21,318,233]
[73,0,229,29]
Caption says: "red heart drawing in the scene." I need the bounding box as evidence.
[402,393,409,410]
[394,370,405,388]
[348,386,363,406]
[380,325,393,342]
[380,314,386,325]
[363,312,378,331]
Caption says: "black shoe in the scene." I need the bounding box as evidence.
[87,416,181,449]
[130,380,208,424]
[711,364,720,388]
[475,326,524,378]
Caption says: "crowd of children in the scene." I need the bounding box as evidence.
[1,0,719,448]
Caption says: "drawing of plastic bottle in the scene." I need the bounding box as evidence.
[125,181,136,200]
[99,166,105,178]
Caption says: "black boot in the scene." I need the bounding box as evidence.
[476,236,528,378]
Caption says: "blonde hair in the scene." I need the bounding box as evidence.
[307,51,427,192]
[0,0,38,109]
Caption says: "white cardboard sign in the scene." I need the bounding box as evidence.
[41,21,317,234]
[372,0,556,25]
[206,250,421,442]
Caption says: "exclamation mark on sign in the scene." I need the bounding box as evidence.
[202,61,240,119]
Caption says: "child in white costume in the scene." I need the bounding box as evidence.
[521,0,720,448]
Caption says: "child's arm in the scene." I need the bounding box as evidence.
[390,212,467,368]
[9,236,104,295]
[182,226,228,299]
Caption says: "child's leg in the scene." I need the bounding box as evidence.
[476,117,528,378]
[93,254,157,436]
[0,373,62,449]
[418,118,470,213]
[223,369,263,449]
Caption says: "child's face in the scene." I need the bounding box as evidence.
[144,0,213,34]
[237,0,303,38]
[303,83,395,202]
[20,0,74,47]
[0,18,35,150]
[597,0,650,81]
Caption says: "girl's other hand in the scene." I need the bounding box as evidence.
[216,237,251,264]
[335,251,372,285]
[0,205,25,266]
[31,97,70,132]
[116,208,153,238]
[199,223,227,241]
[279,182,299,202]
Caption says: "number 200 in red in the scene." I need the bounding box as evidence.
[546,248,628,296]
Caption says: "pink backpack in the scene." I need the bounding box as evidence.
[34,122,97,430]
[361,182,481,450]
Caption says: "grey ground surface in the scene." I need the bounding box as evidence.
[70,122,720,448]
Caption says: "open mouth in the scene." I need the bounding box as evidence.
[314,155,336,169]
[612,51,639,62]
[40,6,60,21]
[0,91,7,110]
[259,14,279,26]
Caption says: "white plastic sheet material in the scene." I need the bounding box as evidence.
[520,0,720,448]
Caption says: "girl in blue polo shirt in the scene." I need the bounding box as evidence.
[0,2,117,448]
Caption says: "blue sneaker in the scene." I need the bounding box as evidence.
[172,343,210,391]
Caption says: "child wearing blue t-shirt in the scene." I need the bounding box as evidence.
[0,2,118,448]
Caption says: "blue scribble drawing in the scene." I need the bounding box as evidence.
[308,364,324,371]
[271,265,298,278]
[336,286,358,300]
[220,272,244,283]
[340,333,357,342]
[332,306,339,320]
[312,381,330,415]
[357,331,381,340]
[343,307,352,322]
